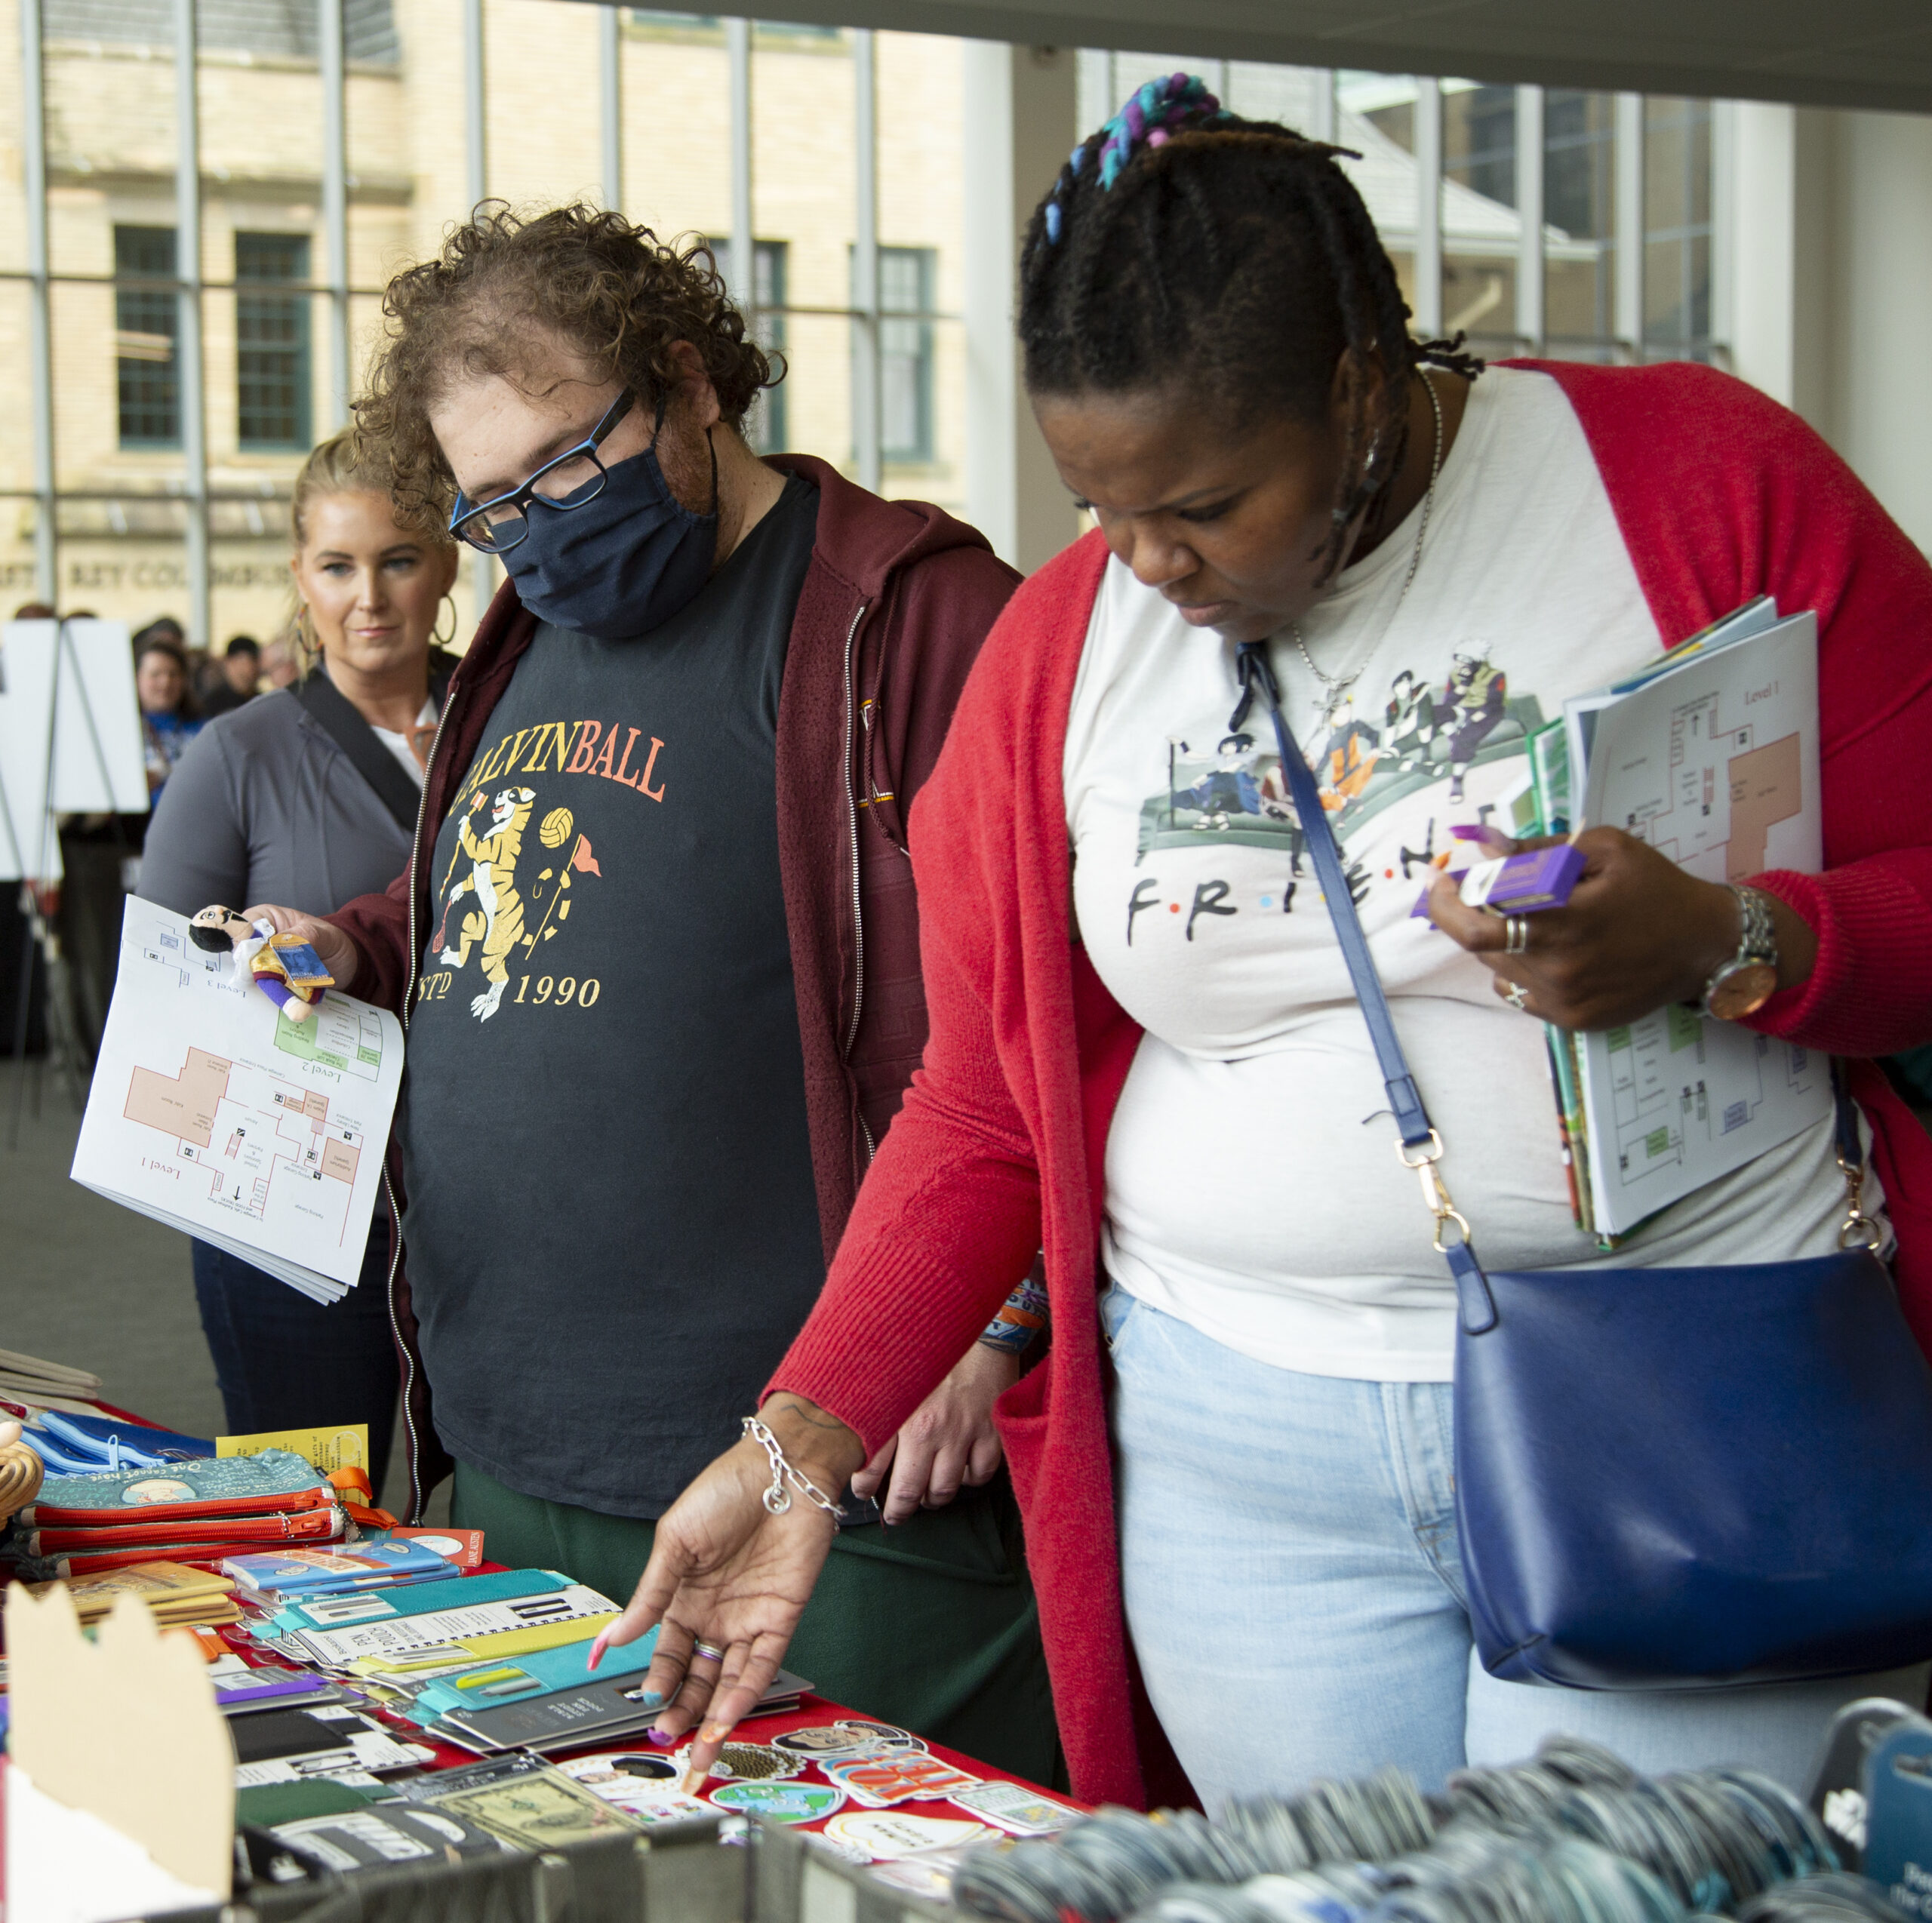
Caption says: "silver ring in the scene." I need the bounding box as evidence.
[1503,980,1531,1011]
[1504,916,1529,955]
[691,1640,726,1664]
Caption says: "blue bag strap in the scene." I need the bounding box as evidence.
[1234,644,1432,1151]
[1236,642,1437,1159]
[1233,643,1497,1331]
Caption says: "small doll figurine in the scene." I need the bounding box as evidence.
[189,903,334,1023]
[188,904,255,955]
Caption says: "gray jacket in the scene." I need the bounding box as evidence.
[140,686,417,921]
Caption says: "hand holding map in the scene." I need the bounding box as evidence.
[71,900,404,1303]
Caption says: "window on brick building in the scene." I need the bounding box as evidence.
[879,247,934,463]
[235,232,312,451]
[114,225,180,448]
[46,0,398,63]
[706,237,788,453]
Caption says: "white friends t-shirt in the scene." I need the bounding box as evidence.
[1064,366,1869,1380]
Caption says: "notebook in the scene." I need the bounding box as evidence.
[1524,603,1828,1236]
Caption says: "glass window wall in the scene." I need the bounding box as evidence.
[1,5,1730,646]
[1077,52,1720,372]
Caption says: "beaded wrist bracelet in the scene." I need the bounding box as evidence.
[977,1273,1051,1356]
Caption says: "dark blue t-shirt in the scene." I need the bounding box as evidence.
[398,475,825,1516]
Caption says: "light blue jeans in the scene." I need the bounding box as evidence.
[1100,1284,1928,1816]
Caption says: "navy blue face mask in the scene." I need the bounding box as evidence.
[501,420,718,642]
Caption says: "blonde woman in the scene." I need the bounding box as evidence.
[142,432,460,1496]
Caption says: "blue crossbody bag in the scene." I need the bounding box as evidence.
[1235,639,1932,1689]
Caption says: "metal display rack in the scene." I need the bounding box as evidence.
[140,1813,955,1923]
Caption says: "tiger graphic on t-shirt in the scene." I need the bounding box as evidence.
[436,785,536,1022]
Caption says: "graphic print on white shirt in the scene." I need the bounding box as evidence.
[1125,642,1531,943]
[1065,367,1868,1381]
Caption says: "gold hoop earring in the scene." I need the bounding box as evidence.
[433,592,457,648]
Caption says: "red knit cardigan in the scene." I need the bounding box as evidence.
[772,362,1932,1810]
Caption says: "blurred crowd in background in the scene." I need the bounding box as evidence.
[2,599,300,1064]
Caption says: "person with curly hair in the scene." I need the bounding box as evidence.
[240,203,1056,1780]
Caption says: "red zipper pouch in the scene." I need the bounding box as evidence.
[25,1503,343,1554]
[22,1538,344,1580]
[21,1485,337,1530]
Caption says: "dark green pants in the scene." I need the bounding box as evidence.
[451,1460,1061,1786]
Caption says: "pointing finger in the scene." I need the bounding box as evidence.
[682,1633,792,1792]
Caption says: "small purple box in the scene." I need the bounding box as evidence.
[1460,844,1586,912]
[1411,843,1586,921]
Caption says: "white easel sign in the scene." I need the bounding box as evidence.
[0,619,150,884]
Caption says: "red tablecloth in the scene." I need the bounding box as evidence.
[414,1687,1062,1835]
[331,1570,1068,1841]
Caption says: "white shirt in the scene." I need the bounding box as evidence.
[371,696,438,786]
[1063,367,1872,1380]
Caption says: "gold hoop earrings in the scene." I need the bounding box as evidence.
[294,602,319,672]
[433,592,457,647]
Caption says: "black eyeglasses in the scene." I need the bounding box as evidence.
[448,389,640,555]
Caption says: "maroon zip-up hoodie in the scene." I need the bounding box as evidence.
[325,455,1020,1519]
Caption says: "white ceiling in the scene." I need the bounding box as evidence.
[585,2,1932,115]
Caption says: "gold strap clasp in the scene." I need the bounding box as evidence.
[1397,1133,1472,1253]
[1837,1149,1883,1252]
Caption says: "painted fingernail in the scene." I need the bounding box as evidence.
[651,1726,675,1744]
[584,1631,611,1672]
[682,1768,707,1794]
[699,1723,728,1746]
[634,1687,665,1710]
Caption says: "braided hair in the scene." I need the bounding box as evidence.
[1021,73,1482,583]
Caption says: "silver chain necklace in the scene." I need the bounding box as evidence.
[1291,368,1444,718]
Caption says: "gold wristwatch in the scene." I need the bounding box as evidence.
[1700,883,1780,1022]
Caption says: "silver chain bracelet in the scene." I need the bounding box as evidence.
[741,1416,843,1518]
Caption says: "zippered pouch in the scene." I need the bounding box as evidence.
[16,1448,329,1525]
[25,1506,343,1553]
